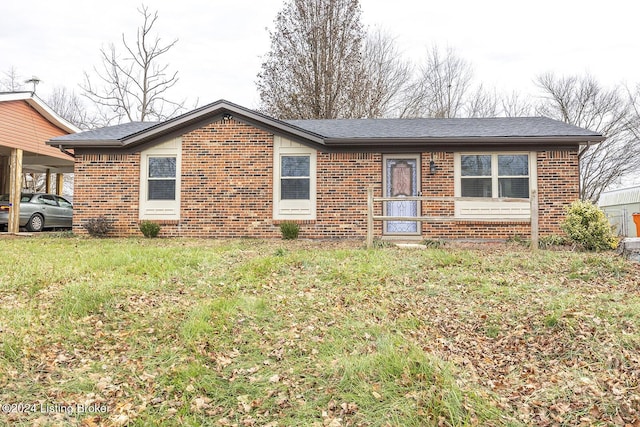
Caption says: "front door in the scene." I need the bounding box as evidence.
[383,155,420,235]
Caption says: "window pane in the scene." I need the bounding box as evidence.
[461,178,492,197]
[461,155,491,176]
[56,197,72,208]
[498,155,528,176]
[499,178,529,198]
[390,161,415,197]
[40,195,58,206]
[281,178,310,200]
[281,156,310,177]
[149,157,176,178]
[149,180,176,200]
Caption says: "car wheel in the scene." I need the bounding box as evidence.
[26,214,44,232]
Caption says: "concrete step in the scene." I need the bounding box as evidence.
[620,238,640,262]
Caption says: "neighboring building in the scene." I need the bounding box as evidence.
[48,100,604,240]
[0,92,77,192]
[599,186,640,237]
[1,92,78,233]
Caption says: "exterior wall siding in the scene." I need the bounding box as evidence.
[72,119,580,240]
[0,100,70,160]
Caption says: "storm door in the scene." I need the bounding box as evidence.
[383,155,420,235]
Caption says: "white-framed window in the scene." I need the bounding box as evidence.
[454,152,536,219]
[273,136,316,220]
[147,157,177,200]
[139,138,181,220]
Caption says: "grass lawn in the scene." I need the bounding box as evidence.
[0,236,639,426]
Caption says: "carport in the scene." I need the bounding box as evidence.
[0,92,78,233]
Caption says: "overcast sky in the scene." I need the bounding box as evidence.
[1,0,639,111]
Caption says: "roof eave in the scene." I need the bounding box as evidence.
[323,135,606,147]
[52,140,124,149]
[26,96,81,134]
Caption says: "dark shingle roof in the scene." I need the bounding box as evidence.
[285,117,601,139]
[47,99,605,150]
[51,121,159,142]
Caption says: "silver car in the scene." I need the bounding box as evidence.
[0,193,73,232]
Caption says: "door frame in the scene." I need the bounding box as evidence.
[382,154,421,236]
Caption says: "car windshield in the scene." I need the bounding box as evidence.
[0,195,8,202]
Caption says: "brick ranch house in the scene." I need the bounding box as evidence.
[48,100,604,240]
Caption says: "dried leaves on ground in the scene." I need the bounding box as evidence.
[0,237,639,426]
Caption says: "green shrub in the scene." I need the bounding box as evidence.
[83,216,113,237]
[561,200,619,251]
[139,221,161,238]
[279,221,300,240]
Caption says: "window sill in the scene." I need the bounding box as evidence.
[273,219,317,225]
[452,217,530,224]
[138,219,179,225]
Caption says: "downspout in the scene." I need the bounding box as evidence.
[577,141,592,200]
[58,145,75,158]
[578,141,591,159]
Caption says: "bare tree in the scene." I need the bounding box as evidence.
[257,0,365,119]
[464,84,500,118]
[347,29,412,118]
[1,67,26,92]
[81,4,184,124]
[536,72,640,201]
[501,90,533,117]
[400,46,473,118]
[47,86,103,130]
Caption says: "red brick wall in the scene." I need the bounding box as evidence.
[537,149,579,235]
[417,152,530,240]
[72,153,140,235]
[72,119,580,240]
[312,152,382,238]
[177,120,274,237]
[414,150,579,240]
[422,152,455,219]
